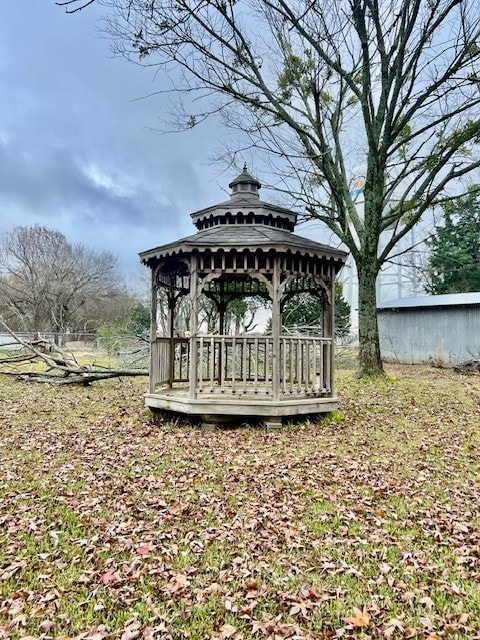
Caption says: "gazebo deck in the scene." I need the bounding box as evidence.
[145,334,338,418]
[145,384,338,417]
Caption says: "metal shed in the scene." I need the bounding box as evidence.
[377,292,480,364]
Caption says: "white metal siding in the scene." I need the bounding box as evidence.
[378,306,480,364]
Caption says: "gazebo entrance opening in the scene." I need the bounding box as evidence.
[140,167,347,422]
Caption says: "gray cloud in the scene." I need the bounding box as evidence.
[0,0,225,277]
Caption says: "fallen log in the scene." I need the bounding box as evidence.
[11,368,148,385]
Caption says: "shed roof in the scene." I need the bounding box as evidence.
[378,292,480,311]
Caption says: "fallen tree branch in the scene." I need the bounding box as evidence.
[0,353,38,365]
[453,360,480,374]
[7,369,148,385]
[0,316,148,384]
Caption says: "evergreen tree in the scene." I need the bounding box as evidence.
[428,194,480,294]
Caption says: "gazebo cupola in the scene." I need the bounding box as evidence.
[140,167,347,425]
[229,164,261,199]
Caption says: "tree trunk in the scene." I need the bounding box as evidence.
[357,262,384,376]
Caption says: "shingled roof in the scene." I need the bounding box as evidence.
[139,224,344,263]
[139,166,347,265]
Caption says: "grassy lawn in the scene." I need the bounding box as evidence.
[0,365,479,639]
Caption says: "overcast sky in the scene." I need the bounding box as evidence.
[0,1,233,283]
[1,2,333,287]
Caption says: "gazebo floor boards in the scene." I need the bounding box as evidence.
[145,383,338,417]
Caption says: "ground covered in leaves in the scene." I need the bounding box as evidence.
[1,365,479,639]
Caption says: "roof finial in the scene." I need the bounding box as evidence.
[243,162,248,172]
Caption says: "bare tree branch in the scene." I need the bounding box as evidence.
[60,0,480,375]
[56,0,96,13]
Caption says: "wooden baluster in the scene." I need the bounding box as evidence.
[287,339,291,391]
[325,341,331,393]
[209,336,215,390]
[220,337,226,391]
[254,338,259,393]
[296,339,302,393]
[198,337,204,392]
[231,337,236,394]
[242,338,248,393]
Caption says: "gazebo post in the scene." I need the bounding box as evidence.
[189,254,199,400]
[149,269,158,394]
[329,278,336,395]
[271,257,281,403]
[218,299,226,383]
[322,278,335,394]
[218,303,225,335]
[167,290,175,388]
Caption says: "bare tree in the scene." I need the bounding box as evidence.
[59,0,480,375]
[0,225,120,337]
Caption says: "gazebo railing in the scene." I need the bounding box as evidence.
[151,335,332,398]
[280,336,331,395]
[150,337,190,388]
[197,335,274,395]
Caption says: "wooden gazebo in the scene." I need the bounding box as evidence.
[139,167,347,425]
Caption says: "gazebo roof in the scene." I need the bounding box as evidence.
[139,166,347,266]
[189,198,298,229]
[139,224,346,263]
[228,164,261,190]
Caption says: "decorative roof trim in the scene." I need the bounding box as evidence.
[139,240,347,264]
[190,200,298,223]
